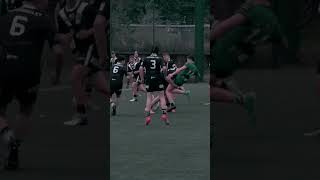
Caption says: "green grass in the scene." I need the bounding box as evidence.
[110,83,210,180]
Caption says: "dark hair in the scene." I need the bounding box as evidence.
[162,52,170,56]
[187,55,195,62]
[151,46,159,54]
[117,56,125,62]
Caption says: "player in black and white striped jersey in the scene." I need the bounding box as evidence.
[127,55,136,88]
[56,0,109,126]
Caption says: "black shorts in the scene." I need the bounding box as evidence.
[0,59,39,110]
[0,84,38,110]
[110,81,123,97]
[145,75,165,92]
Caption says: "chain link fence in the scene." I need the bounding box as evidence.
[111,0,210,55]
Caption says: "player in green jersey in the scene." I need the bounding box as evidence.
[166,55,200,112]
[210,0,287,126]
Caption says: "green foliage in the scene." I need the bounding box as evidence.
[111,0,210,25]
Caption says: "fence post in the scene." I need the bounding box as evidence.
[195,0,205,81]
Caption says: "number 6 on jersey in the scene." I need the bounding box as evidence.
[10,16,28,36]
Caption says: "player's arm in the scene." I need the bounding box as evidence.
[139,61,145,84]
[55,15,73,47]
[94,1,109,66]
[166,76,179,88]
[77,6,96,40]
[210,13,247,41]
[133,67,140,75]
[161,60,167,76]
[167,65,187,79]
[124,68,130,87]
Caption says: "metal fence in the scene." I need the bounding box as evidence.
[111,24,210,55]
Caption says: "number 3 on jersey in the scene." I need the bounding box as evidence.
[10,16,28,36]
[113,66,119,74]
[150,60,156,69]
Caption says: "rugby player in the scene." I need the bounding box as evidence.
[140,47,169,126]
[51,0,67,85]
[130,52,146,102]
[150,52,177,113]
[110,51,117,66]
[210,0,286,126]
[110,56,127,116]
[56,0,109,126]
[0,0,56,169]
[94,0,110,69]
[127,55,136,88]
[133,50,141,62]
[166,55,199,112]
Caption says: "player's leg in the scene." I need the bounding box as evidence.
[159,91,169,125]
[85,76,100,111]
[111,83,122,116]
[7,86,38,170]
[130,81,138,102]
[144,92,153,125]
[212,74,256,126]
[110,82,116,116]
[0,88,15,170]
[65,64,89,126]
[113,91,121,116]
[166,84,177,112]
[150,95,160,113]
[92,70,109,99]
[138,83,147,93]
[51,44,65,85]
[171,87,190,95]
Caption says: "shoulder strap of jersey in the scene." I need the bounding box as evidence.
[75,1,88,25]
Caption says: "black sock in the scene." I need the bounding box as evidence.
[134,95,137,98]
[76,104,86,114]
[170,103,175,107]
[145,111,151,117]
[162,109,167,114]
